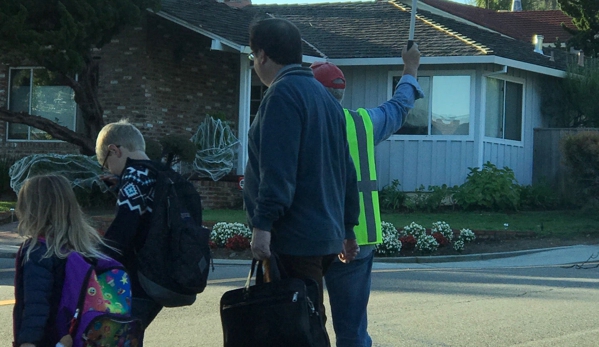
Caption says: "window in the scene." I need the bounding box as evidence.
[485,78,523,141]
[250,85,267,116]
[394,75,471,135]
[250,84,267,125]
[8,68,77,141]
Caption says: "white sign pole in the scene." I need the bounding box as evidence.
[408,0,417,49]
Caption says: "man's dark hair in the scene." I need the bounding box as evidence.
[249,18,302,65]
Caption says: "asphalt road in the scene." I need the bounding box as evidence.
[2,256,599,346]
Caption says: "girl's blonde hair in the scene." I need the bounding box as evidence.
[16,174,110,262]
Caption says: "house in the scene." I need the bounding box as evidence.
[418,0,576,46]
[0,0,576,207]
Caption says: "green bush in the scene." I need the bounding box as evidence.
[144,137,163,161]
[454,162,520,211]
[74,184,117,209]
[379,179,407,211]
[0,152,17,197]
[561,131,599,207]
[405,184,456,212]
[519,181,560,210]
[160,134,197,167]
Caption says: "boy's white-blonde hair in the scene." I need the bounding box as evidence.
[16,174,111,262]
[95,119,146,161]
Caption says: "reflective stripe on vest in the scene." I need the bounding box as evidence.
[345,108,382,245]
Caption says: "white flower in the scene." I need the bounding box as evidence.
[211,222,251,247]
[402,222,426,238]
[459,228,476,243]
[453,239,465,252]
[432,221,453,241]
[416,234,439,253]
[375,221,402,256]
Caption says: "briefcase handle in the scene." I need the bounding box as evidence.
[245,253,288,289]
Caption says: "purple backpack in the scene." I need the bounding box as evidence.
[55,251,143,347]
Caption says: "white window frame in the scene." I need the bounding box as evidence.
[482,74,525,146]
[6,66,78,142]
[388,70,475,140]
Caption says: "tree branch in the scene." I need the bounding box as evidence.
[0,108,95,155]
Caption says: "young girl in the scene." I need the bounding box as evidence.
[12,174,113,347]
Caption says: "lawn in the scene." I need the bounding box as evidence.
[0,201,15,213]
[203,209,599,239]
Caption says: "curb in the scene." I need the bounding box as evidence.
[0,245,581,264]
[211,246,573,266]
[0,245,20,259]
[375,246,573,264]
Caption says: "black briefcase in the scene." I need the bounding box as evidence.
[219,254,330,347]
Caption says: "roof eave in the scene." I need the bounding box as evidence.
[324,56,565,78]
[155,10,251,54]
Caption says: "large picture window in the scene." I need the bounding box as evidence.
[8,68,77,141]
[485,78,523,141]
[394,75,471,135]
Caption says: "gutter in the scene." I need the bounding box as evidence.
[328,56,566,78]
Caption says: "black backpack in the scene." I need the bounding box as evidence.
[136,161,212,307]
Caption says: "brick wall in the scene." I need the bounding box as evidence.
[96,15,241,139]
[194,177,244,210]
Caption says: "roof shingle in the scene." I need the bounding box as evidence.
[158,0,571,72]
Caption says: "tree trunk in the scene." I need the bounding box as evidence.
[65,57,105,147]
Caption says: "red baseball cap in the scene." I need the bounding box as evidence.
[310,61,346,89]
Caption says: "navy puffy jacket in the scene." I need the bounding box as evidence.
[13,241,65,347]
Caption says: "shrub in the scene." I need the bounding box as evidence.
[144,137,163,161]
[402,222,427,238]
[160,134,197,167]
[74,184,117,208]
[375,221,402,256]
[432,221,453,241]
[211,222,251,247]
[432,232,450,247]
[519,181,559,210]
[453,162,520,211]
[416,234,439,253]
[399,235,416,250]
[560,131,599,207]
[453,239,465,252]
[379,179,407,211]
[225,235,251,251]
[405,184,455,212]
[0,152,17,196]
[458,228,476,243]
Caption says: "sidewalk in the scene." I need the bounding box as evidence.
[0,222,24,258]
[2,220,598,267]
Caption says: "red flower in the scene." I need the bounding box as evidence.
[399,235,416,250]
[209,240,218,249]
[432,232,449,246]
[225,235,251,251]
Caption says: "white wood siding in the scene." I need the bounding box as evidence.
[376,139,476,190]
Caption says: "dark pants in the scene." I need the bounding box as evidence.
[132,297,163,346]
[277,253,337,323]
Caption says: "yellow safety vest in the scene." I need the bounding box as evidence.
[344,108,382,245]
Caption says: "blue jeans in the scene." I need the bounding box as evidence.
[325,250,374,347]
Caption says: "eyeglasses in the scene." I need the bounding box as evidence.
[101,145,120,171]
[248,53,255,61]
